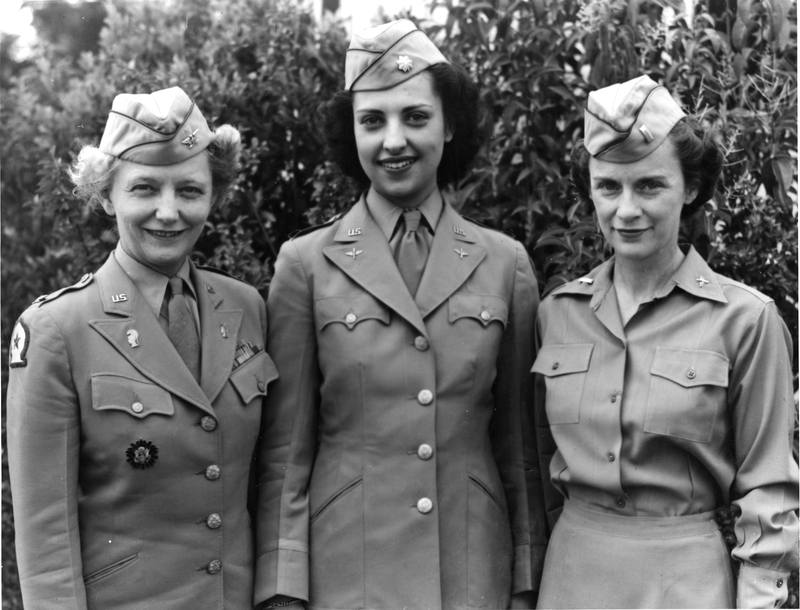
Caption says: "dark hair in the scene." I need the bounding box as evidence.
[317,62,486,187]
[570,116,724,217]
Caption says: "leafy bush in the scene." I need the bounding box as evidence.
[1,0,796,607]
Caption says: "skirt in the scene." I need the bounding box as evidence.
[537,500,736,609]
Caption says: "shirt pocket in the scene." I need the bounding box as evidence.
[315,294,391,331]
[91,373,174,418]
[229,350,279,404]
[448,293,508,328]
[532,343,594,424]
[644,347,729,443]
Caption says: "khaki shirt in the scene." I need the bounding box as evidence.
[534,247,798,608]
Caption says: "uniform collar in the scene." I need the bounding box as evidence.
[365,185,443,241]
[114,243,196,319]
[553,245,727,307]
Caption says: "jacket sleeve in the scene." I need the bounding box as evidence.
[729,301,799,608]
[7,307,88,610]
[489,241,547,594]
[254,240,319,605]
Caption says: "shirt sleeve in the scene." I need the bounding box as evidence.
[254,240,318,605]
[728,301,799,608]
[7,307,88,610]
[489,242,548,593]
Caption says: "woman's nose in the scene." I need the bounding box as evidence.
[154,192,180,223]
[615,190,641,220]
[383,119,407,153]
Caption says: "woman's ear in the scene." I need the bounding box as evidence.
[683,186,699,206]
[100,194,115,216]
[445,124,454,143]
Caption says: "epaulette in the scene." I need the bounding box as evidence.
[463,216,516,239]
[290,214,341,240]
[194,264,247,284]
[31,272,94,307]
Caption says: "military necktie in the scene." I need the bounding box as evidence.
[394,209,429,297]
[167,276,201,381]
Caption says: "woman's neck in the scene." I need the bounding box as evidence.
[613,245,685,324]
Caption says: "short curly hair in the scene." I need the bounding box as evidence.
[570,115,724,217]
[317,62,486,187]
[69,124,243,212]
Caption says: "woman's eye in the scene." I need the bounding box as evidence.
[361,115,382,126]
[180,186,204,197]
[641,181,663,191]
[594,181,619,193]
[407,112,428,123]
[130,184,154,193]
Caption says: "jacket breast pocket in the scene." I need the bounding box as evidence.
[448,293,508,328]
[644,347,729,443]
[230,350,279,404]
[315,294,390,331]
[532,343,594,424]
[91,373,174,418]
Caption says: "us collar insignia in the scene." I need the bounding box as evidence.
[397,55,413,72]
[9,319,30,368]
[181,129,199,149]
[578,277,594,284]
[126,439,158,469]
[453,226,466,236]
[696,275,710,288]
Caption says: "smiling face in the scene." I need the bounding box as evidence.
[589,138,698,270]
[353,71,453,209]
[101,154,213,276]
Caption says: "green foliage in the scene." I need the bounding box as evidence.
[1,0,796,607]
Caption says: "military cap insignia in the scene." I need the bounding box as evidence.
[397,55,413,72]
[9,319,30,368]
[181,129,200,149]
[126,439,159,469]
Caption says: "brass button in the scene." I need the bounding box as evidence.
[480,310,491,322]
[687,368,696,379]
[414,336,430,351]
[131,402,144,413]
[205,465,220,480]
[257,381,266,392]
[200,416,217,432]
[345,313,357,324]
[417,444,433,460]
[417,498,433,514]
[615,497,626,508]
[610,395,617,403]
[206,560,221,574]
[607,453,615,462]
[552,362,559,370]
[417,390,433,406]
[206,513,222,529]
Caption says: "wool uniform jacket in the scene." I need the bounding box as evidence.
[255,197,547,610]
[7,252,278,610]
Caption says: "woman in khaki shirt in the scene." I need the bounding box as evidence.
[533,75,798,609]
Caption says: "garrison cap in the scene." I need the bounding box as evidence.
[98,87,213,165]
[584,75,686,163]
[346,19,449,92]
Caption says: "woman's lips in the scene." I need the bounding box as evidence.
[145,229,186,239]
[379,158,416,170]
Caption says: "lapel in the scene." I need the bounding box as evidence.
[191,264,242,404]
[322,197,428,338]
[415,202,486,319]
[88,254,214,415]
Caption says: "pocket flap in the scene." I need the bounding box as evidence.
[229,350,279,404]
[532,343,594,377]
[650,347,729,388]
[92,374,174,418]
[316,295,391,330]
[448,294,508,327]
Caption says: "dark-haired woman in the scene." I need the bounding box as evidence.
[255,19,546,610]
[533,75,798,609]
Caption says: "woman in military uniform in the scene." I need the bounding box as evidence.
[255,19,546,610]
[533,75,798,608]
[7,87,278,609]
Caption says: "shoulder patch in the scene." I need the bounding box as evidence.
[9,319,30,368]
[290,214,341,240]
[193,264,246,284]
[463,216,516,239]
[32,273,94,307]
